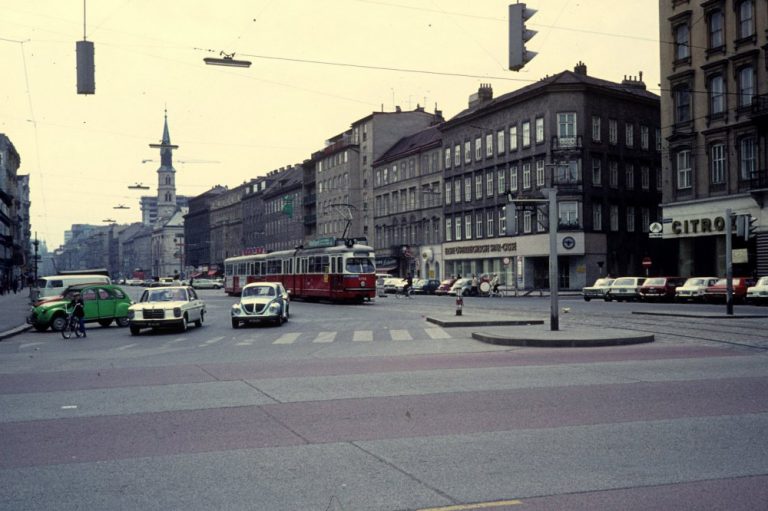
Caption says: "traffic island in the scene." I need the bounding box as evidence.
[425,315,544,328]
[471,325,654,348]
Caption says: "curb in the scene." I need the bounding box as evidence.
[426,316,545,328]
[472,330,655,348]
[632,311,768,319]
[0,324,33,341]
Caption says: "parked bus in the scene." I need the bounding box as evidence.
[224,238,376,302]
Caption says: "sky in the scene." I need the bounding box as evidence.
[0,0,661,249]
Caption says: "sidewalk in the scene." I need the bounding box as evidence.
[0,289,34,340]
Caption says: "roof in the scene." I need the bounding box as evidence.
[373,126,442,167]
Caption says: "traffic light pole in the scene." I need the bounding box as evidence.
[725,208,733,316]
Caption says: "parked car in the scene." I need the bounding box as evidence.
[191,278,222,290]
[704,277,757,303]
[26,283,133,332]
[231,282,289,327]
[127,286,206,335]
[746,277,768,305]
[638,277,687,302]
[383,277,407,294]
[125,278,144,286]
[675,277,719,302]
[582,278,614,301]
[413,278,440,295]
[434,278,457,296]
[448,278,473,296]
[375,273,391,297]
[604,277,646,302]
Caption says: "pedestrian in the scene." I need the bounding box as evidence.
[471,274,479,296]
[70,292,86,337]
[491,273,500,295]
[12,277,18,294]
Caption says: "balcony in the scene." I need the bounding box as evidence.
[558,220,582,231]
[551,135,583,152]
[739,169,768,192]
[751,94,768,123]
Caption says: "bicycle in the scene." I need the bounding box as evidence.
[61,310,83,339]
[395,286,414,299]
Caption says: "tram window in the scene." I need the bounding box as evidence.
[267,259,282,274]
[284,259,292,274]
[345,257,375,273]
[322,256,330,273]
[225,265,233,276]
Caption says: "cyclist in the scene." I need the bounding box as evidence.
[491,273,500,296]
[402,273,414,298]
[69,292,86,337]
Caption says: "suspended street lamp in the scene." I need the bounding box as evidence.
[204,51,251,68]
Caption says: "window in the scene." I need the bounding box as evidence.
[523,211,532,233]
[656,168,662,191]
[487,211,494,237]
[475,174,482,199]
[738,0,754,39]
[609,161,618,188]
[739,137,756,180]
[626,165,635,190]
[476,213,483,238]
[559,201,579,227]
[592,159,602,186]
[522,121,531,147]
[641,208,650,233]
[626,206,635,232]
[675,23,690,60]
[558,112,577,142]
[536,208,546,232]
[454,179,462,203]
[486,172,494,197]
[445,181,452,205]
[641,166,650,190]
[444,148,451,169]
[523,163,531,189]
[485,133,493,158]
[509,126,518,151]
[640,125,649,150]
[675,86,691,123]
[446,217,452,241]
[509,166,518,192]
[499,206,507,235]
[656,128,662,152]
[475,137,482,161]
[496,130,505,154]
[536,160,545,187]
[625,123,634,147]
[464,141,472,164]
[709,74,725,115]
[592,116,601,142]
[455,215,462,240]
[608,119,618,145]
[708,9,724,48]
[710,143,726,184]
[555,160,579,184]
[465,214,472,239]
[677,149,692,189]
[593,205,602,231]
[535,117,544,144]
[497,168,506,194]
[464,177,472,202]
[738,66,754,108]
[610,205,619,231]
[454,144,461,167]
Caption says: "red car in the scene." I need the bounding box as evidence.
[638,277,687,302]
[434,278,457,296]
[703,277,757,303]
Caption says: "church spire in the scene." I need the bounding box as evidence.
[149,109,179,224]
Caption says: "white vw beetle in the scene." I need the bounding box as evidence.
[127,286,206,335]
[231,282,289,328]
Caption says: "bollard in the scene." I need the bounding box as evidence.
[455,295,463,316]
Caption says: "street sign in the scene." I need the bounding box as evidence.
[648,222,663,239]
[642,257,652,268]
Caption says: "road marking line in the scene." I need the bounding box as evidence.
[19,342,44,350]
[353,330,373,342]
[115,343,139,351]
[313,331,336,343]
[274,332,301,344]
[425,327,451,339]
[61,405,78,410]
[199,336,225,347]
[390,329,413,341]
[417,500,522,511]
[236,340,253,346]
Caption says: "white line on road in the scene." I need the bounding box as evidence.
[274,333,301,344]
[313,331,336,343]
[19,342,44,350]
[199,336,225,347]
[390,329,413,341]
[115,343,139,351]
[61,405,78,410]
[425,328,451,340]
[353,330,373,342]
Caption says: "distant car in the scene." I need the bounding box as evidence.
[704,277,756,303]
[746,277,768,305]
[383,277,407,294]
[434,278,457,296]
[413,278,440,295]
[675,277,719,302]
[604,277,646,302]
[448,278,473,296]
[638,277,687,302]
[126,278,144,286]
[192,278,222,290]
[582,278,614,302]
[27,283,133,332]
[231,282,289,327]
[127,286,206,335]
[375,273,391,297]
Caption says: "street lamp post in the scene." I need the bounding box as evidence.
[32,233,39,283]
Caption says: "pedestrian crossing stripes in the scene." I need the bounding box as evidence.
[313,331,337,343]
[353,330,373,342]
[274,332,301,344]
[390,329,412,341]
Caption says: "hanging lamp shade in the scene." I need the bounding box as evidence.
[76,40,95,94]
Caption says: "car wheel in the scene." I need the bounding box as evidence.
[583,296,591,302]
[285,305,289,319]
[194,310,205,328]
[98,319,113,328]
[180,316,188,332]
[51,315,67,332]
[129,325,141,336]
[604,295,612,302]
[276,313,284,326]
[116,317,129,328]
[231,318,239,329]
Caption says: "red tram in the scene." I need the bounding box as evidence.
[224,238,376,302]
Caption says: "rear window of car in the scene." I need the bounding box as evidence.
[613,278,634,286]
[644,278,666,286]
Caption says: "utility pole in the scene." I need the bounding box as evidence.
[725,209,733,315]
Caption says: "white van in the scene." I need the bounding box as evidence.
[33,274,112,301]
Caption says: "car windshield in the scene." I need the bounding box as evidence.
[613,278,634,286]
[593,278,612,287]
[345,257,374,273]
[684,278,705,286]
[644,278,666,286]
[144,289,186,302]
[758,277,768,286]
[243,286,275,297]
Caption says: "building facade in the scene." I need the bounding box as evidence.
[184,185,227,274]
[372,125,444,278]
[0,134,24,290]
[263,165,304,252]
[660,0,768,277]
[441,66,662,290]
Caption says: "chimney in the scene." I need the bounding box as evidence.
[468,83,493,108]
[574,61,587,76]
[621,71,647,90]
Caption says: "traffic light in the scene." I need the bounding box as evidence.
[509,3,537,71]
[735,213,758,241]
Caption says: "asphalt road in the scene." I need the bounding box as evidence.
[1,289,767,510]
